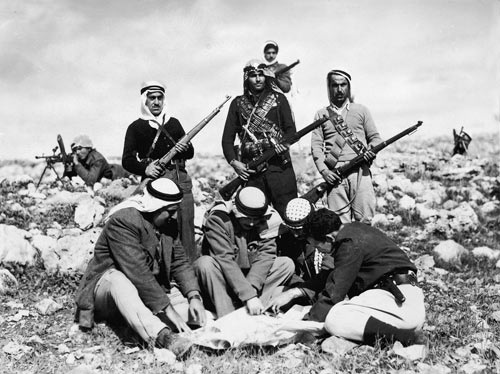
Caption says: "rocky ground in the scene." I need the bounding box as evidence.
[0,133,499,373]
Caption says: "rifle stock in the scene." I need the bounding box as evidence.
[136,95,232,192]
[219,115,331,201]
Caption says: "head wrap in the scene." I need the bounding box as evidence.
[71,134,93,149]
[140,80,171,127]
[243,59,274,94]
[263,40,279,53]
[284,198,315,229]
[233,186,268,218]
[105,178,183,222]
[326,69,352,105]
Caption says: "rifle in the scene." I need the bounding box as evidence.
[219,115,332,201]
[35,134,74,188]
[273,59,300,77]
[137,95,232,191]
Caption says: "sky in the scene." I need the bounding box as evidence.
[0,0,498,160]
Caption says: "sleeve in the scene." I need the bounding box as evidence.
[204,213,258,302]
[311,111,328,174]
[170,237,201,296]
[171,118,195,160]
[74,158,106,186]
[221,98,240,163]
[277,94,296,138]
[362,106,383,148]
[106,215,170,314]
[276,70,292,93]
[307,243,363,322]
[122,124,147,177]
[245,237,277,292]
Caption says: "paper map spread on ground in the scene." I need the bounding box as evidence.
[184,305,325,349]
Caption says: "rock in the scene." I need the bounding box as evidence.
[44,190,89,206]
[489,311,500,322]
[414,255,435,272]
[496,258,500,269]
[442,200,458,210]
[2,341,33,357]
[448,203,479,232]
[48,229,100,274]
[58,343,70,354]
[74,198,105,230]
[480,201,499,216]
[67,365,96,374]
[472,246,500,260]
[372,174,389,194]
[185,363,202,374]
[433,240,468,263]
[321,335,359,357]
[0,269,18,295]
[153,347,177,364]
[46,228,63,238]
[415,204,438,220]
[420,186,446,207]
[459,361,487,374]
[0,224,37,265]
[416,362,452,374]
[35,298,63,315]
[399,195,416,210]
[98,179,137,201]
[372,213,390,228]
[392,341,427,361]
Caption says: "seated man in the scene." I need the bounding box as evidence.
[74,178,206,354]
[195,186,295,318]
[69,134,128,187]
[270,208,425,346]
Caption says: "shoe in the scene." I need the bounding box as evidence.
[155,328,193,358]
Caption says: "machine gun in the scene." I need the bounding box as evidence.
[35,134,74,188]
[219,115,332,201]
[302,122,423,200]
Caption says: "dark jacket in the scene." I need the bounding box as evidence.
[70,149,113,186]
[221,91,295,168]
[122,117,194,177]
[74,207,200,329]
[301,222,417,322]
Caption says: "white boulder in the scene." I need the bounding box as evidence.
[74,198,105,230]
[433,240,468,263]
[399,195,416,210]
[0,224,37,265]
[0,269,18,295]
[472,246,500,260]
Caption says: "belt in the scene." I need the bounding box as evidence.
[372,270,418,303]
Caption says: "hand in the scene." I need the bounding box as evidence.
[274,143,289,155]
[174,142,189,153]
[231,160,255,181]
[246,297,264,315]
[188,298,207,327]
[321,169,342,185]
[363,149,376,164]
[145,162,163,178]
[268,288,302,314]
[72,154,79,165]
[164,304,191,333]
[321,254,335,271]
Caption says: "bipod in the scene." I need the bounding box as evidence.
[36,159,63,189]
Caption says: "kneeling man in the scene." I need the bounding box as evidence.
[75,178,206,352]
[195,186,295,318]
[270,208,425,346]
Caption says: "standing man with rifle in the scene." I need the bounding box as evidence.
[122,81,197,261]
[311,69,382,224]
[263,40,293,94]
[222,59,298,218]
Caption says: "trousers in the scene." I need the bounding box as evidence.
[194,256,295,318]
[324,284,425,342]
[93,268,190,343]
[326,163,375,224]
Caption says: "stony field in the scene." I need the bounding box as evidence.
[0,133,499,373]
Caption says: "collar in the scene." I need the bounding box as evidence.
[330,101,350,114]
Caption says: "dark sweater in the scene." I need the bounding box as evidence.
[301,222,417,322]
[122,117,194,177]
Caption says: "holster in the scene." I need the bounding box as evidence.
[372,271,418,304]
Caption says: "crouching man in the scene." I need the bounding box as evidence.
[195,186,295,318]
[270,208,425,346]
[74,178,206,353]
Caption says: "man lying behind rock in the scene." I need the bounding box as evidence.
[74,178,206,355]
[269,208,425,347]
